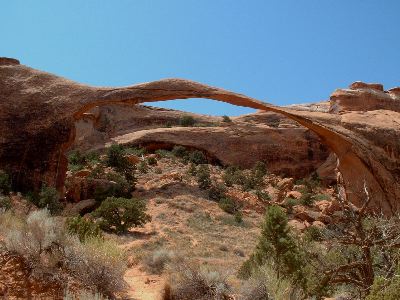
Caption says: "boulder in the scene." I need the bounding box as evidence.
[286,190,302,200]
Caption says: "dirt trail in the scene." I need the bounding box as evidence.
[124,266,164,300]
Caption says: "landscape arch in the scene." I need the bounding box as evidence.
[0,59,399,214]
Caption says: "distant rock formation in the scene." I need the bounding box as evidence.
[73,105,330,179]
[0,58,399,214]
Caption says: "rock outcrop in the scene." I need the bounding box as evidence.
[74,105,330,178]
[0,58,399,214]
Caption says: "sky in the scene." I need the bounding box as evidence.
[1,0,399,116]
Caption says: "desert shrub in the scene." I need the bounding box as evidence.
[63,289,110,300]
[218,197,240,214]
[27,185,63,215]
[300,192,314,206]
[2,209,126,297]
[85,151,100,166]
[123,146,146,156]
[106,144,136,182]
[164,260,231,300]
[143,248,175,274]
[240,206,305,284]
[4,209,67,274]
[147,156,157,165]
[234,211,243,224]
[0,195,11,210]
[179,115,195,127]
[222,115,232,123]
[367,270,400,300]
[187,163,197,176]
[66,215,102,242]
[93,197,151,233]
[172,145,188,158]
[223,166,245,187]
[155,167,163,174]
[313,193,330,201]
[137,160,149,174]
[253,161,267,178]
[196,164,211,190]
[0,170,11,194]
[188,150,207,165]
[68,150,85,171]
[239,263,303,300]
[283,197,298,213]
[93,172,132,202]
[208,183,227,202]
[106,144,127,168]
[155,149,173,158]
[255,190,271,202]
[65,237,127,298]
[303,225,323,242]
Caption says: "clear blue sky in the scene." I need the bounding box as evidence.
[1,1,399,116]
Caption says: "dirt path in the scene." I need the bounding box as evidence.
[124,266,164,300]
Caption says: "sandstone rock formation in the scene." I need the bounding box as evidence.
[0,58,399,214]
[74,104,330,178]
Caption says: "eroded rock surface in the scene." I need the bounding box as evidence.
[0,59,399,214]
[74,105,330,178]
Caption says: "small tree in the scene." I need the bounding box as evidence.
[93,197,151,233]
[222,115,232,123]
[241,205,305,284]
[106,144,136,183]
[0,170,11,194]
[179,115,195,127]
[196,165,211,190]
[66,215,102,242]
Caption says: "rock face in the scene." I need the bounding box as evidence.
[0,59,399,214]
[330,81,400,113]
[74,105,330,178]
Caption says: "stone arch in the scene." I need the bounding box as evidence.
[0,61,398,214]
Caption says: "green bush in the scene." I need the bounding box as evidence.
[106,144,137,183]
[93,197,151,233]
[66,215,102,242]
[253,161,267,177]
[304,225,323,242]
[137,160,149,174]
[223,166,245,187]
[172,145,187,158]
[367,271,400,300]
[68,150,85,171]
[147,156,157,165]
[0,195,11,210]
[187,163,197,176]
[188,150,207,165]
[241,206,305,284]
[0,170,11,194]
[222,115,232,123]
[255,190,271,202]
[123,146,146,156]
[208,183,227,202]
[27,185,63,215]
[283,197,298,213]
[218,197,240,214]
[300,192,314,206]
[155,149,173,158]
[106,144,126,169]
[196,165,211,190]
[92,172,133,202]
[179,115,195,127]
[234,211,243,224]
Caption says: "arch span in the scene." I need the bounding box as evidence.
[0,61,399,214]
